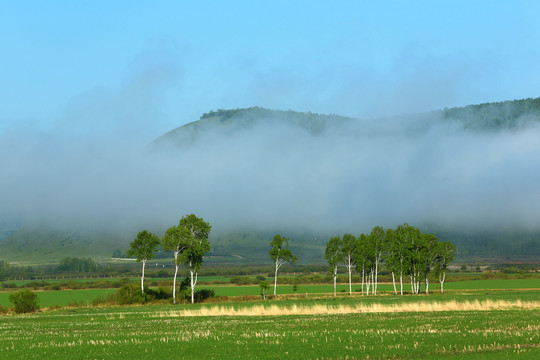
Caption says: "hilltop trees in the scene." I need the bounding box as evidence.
[269,234,297,295]
[127,230,160,293]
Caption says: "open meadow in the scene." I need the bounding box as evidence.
[1,278,539,359]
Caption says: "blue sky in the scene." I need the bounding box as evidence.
[2,0,540,140]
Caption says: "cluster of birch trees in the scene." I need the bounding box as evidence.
[325,223,456,296]
[127,214,211,304]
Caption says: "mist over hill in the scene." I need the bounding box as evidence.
[1,98,540,264]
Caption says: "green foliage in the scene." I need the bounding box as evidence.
[269,234,297,268]
[116,283,146,305]
[9,290,39,313]
[442,97,540,130]
[127,230,160,262]
[0,260,9,273]
[193,289,215,303]
[259,280,269,299]
[325,236,343,271]
[55,257,100,273]
[112,249,126,258]
[145,287,172,300]
[176,214,212,272]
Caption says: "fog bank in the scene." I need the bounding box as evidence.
[2,108,540,237]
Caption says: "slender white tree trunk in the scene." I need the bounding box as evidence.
[273,262,279,296]
[361,265,365,296]
[141,259,146,293]
[333,265,337,297]
[367,270,373,295]
[374,258,378,295]
[348,263,352,295]
[440,271,446,294]
[190,266,197,304]
[172,251,179,304]
[425,272,429,294]
[400,270,403,295]
[392,271,397,295]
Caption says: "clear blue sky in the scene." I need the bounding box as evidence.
[2,0,540,140]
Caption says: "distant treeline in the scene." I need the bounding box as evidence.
[55,257,100,273]
[442,97,540,130]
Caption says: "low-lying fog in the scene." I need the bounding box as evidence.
[2,105,540,237]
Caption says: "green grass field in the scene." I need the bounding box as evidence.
[0,298,538,359]
[1,278,539,359]
[1,278,539,308]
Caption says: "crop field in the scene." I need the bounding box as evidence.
[0,296,538,359]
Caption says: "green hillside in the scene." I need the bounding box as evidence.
[152,97,540,150]
[0,226,131,265]
[149,107,353,149]
[441,97,540,130]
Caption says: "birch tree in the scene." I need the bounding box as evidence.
[384,228,398,295]
[422,233,439,294]
[127,230,160,293]
[406,226,426,295]
[341,233,357,295]
[177,214,212,304]
[388,225,410,295]
[269,234,297,296]
[325,236,343,297]
[354,233,369,295]
[259,281,269,300]
[434,241,456,293]
[162,224,190,304]
[369,226,386,295]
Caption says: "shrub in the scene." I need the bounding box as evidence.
[116,283,146,305]
[193,289,215,303]
[9,290,40,313]
[229,276,253,285]
[145,286,172,300]
[0,305,9,314]
[156,270,170,278]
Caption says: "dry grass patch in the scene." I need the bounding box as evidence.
[152,299,540,317]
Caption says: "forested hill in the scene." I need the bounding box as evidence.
[150,107,353,149]
[150,97,540,149]
[441,97,540,130]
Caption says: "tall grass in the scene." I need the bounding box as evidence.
[155,299,540,317]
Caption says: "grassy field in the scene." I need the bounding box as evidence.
[0,295,538,359]
[1,278,539,308]
[1,278,539,359]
